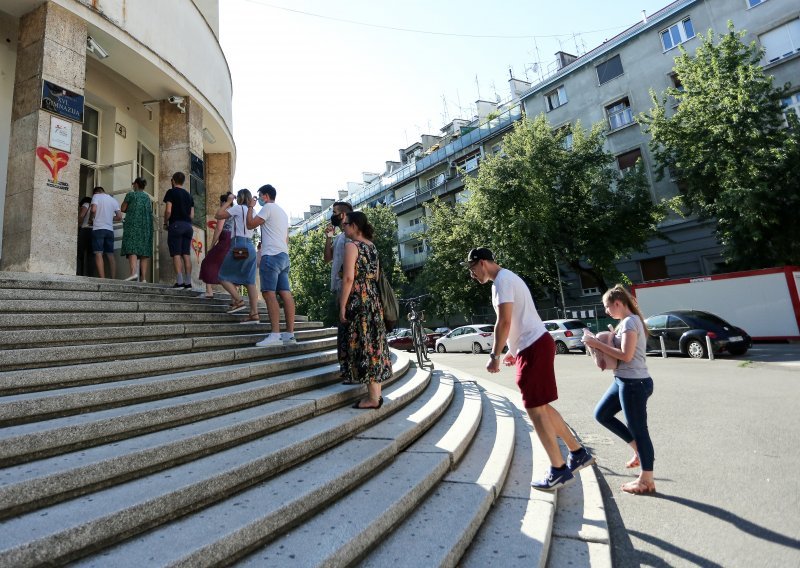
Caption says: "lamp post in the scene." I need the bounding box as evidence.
[555,256,566,319]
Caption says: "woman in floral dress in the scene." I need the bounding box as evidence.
[120,177,153,281]
[339,211,392,408]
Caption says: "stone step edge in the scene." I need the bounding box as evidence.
[0,327,335,372]
[0,355,411,519]
[0,336,338,396]
[72,365,449,568]
[0,363,430,568]
[435,362,612,568]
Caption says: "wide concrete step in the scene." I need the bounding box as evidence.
[0,326,334,371]
[0,320,322,350]
[361,388,516,567]
[0,287,232,306]
[0,272,206,297]
[0,310,309,330]
[0,359,426,567]
[0,336,338,395]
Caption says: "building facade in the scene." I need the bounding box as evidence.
[0,0,235,282]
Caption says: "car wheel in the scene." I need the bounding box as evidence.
[686,339,707,359]
[728,346,748,356]
[436,344,447,353]
[472,342,483,354]
[555,341,568,355]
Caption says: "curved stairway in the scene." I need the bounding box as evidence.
[0,272,609,567]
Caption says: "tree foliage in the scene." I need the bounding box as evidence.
[641,24,800,268]
[456,114,668,291]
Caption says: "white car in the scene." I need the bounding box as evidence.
[435,324,494,354]
[542,319,589,354]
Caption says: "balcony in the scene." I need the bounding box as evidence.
[397,222,427,242]
[400,251,429,270]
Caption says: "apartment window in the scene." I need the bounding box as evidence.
[580,272,601,297]
[640,257,669,281]
[427,174,444,189]
[545,86,568,111]
[455,152,480,172]
[617,148,643,173]
[669,72,684,92]
[596,55,623,85]
[412,242,425,255]
[747,0,767,7]
[606,97,634,130]
[491,143,503,155]
[137,143,155,197]
[409,217,422,227]
[554,125,573,150]
[760,19,800,63]
[783,93,800,125]
[660,17,695,51]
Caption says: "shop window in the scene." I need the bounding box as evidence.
[759,19,800,64]
[596,55,623,85]
[640,257,668,281]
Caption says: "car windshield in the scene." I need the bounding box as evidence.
[563,320,588,330]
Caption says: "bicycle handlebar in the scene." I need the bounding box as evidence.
[399,294,431,304]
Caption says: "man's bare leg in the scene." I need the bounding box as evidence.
[526,404,566,467]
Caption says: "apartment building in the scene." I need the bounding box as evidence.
[0,0,235,281]
[519,0,799,301]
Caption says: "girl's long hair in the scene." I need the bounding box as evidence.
[603,284,649,336]
[236,188,252,206]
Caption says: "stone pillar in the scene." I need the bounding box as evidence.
[157,96,203,283]
[205,152,232,241]
[1,3,86,274]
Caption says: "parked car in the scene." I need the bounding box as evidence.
[435,324,494,354]
[386,327,409,341]
[543,319,589,354]
[644,310,752,358]
[434,327,451,335]
[387,328,441,351]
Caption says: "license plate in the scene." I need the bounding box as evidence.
[728,336,743,342]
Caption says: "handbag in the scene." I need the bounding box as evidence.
[377,264,399,331]
[231,207,249,260]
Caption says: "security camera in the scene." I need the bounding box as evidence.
[168,96,185,105]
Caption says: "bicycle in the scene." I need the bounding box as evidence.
[400,295,432,369]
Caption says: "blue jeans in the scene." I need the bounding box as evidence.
[594,376,655,471]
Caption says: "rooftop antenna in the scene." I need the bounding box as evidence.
[491,81,501,103]
[533,37,545,81]
[441,94,449,125]
[475,74,481,99]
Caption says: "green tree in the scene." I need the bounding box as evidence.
[641,24,800,268]
[288,228,334,324]
[416,199,489,324]
[462,114,668,291]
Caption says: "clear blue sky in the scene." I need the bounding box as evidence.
[219,0,673,219]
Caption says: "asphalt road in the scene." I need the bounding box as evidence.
[429,344,800,567]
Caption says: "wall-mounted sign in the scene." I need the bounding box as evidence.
[36,146,70,191]
[41,80,84,123]
[48,116,72,152]
[115,122,127,138]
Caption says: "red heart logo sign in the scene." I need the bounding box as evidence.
[36,147,70,183]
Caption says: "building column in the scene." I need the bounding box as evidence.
[1,3,86,274]
[205,152,232,241]
[157,96,203,283]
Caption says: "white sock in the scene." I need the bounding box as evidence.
[183,272,191,284]
[176,273,184,285]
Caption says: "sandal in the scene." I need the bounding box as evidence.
[621,479,656,495]
[626,455,640,469]
[226,300,247,314]
[240,313,261,324]
[352,396,384,410]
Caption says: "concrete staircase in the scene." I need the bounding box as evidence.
[0,272,609,567]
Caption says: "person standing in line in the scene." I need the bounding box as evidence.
[338,211,391,408]
[324,201,354,382]
[215,190,260,322]
[200,192,234,299]
[247,184,296,345]
[120,177,153,282]
[89,186,122,279]
[77,196,93,277]
[162,172,194,289]
[582,284,656,494]
[466,247,594,491]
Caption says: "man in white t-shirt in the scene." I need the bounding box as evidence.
[465,247,594,491]
[247,184,296,346]
[90,186,122,278]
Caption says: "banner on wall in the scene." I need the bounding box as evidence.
[41,80,84,123]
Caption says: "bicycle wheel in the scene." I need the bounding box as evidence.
[415,323,429,363]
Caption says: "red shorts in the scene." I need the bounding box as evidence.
[515,333,558,408]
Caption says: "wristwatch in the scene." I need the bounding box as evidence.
[489,353,499,361]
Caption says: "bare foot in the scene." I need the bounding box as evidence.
[621,479,655,494]
[625,455,640,469]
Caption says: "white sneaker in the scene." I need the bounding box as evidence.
[124,273,139,282]
[256,334,283,347]
[281,333,296,344]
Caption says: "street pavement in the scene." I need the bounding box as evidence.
[429,344,800,567]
